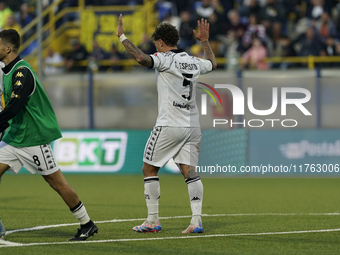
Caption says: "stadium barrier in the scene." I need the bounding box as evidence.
[43,70,340,130]
[248,129,340,176]
[66,55,340,70]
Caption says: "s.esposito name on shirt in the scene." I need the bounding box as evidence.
[175,61,198,71]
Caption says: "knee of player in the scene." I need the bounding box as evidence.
[142,163,159,177]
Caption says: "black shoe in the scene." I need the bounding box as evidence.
[68,221,98,241]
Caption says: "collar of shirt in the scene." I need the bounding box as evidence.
[170,49,185,53]
[2,56,22,75]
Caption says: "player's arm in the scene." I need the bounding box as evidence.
[0,68,34,132]
[117,14,153,68]
[193,18,217,70]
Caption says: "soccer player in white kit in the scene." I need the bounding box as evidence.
[117,14,217,233]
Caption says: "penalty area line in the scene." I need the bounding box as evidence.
[0,228,340,248]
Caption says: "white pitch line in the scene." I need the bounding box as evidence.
[0,238,21,246]
[1,228,340,248]
[5,212,340,235]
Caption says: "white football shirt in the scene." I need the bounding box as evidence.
[150,49,212,127]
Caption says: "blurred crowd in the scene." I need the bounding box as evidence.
[157,0,340,70]
[3,0,340,72]
[0,1,35,42]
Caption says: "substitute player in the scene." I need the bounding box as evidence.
[0,61,4,238]
[0,29,98,241]
[117,15,217,233]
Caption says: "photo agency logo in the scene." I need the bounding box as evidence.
[197,82,223,114]
[199,84,312,128]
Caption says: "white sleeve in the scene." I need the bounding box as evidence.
[195,57,213,75]
[150,52,173,72]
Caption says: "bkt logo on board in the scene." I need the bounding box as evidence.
[53,132,128,172]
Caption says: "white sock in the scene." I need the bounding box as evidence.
[186,177,203,225]
[144,176,160,224]
[70,201,91,225]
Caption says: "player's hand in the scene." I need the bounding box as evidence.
[193,18,210,42]
[117,14,124,37]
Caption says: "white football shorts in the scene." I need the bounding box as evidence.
[143,126,201,167]
[0,141,60,175]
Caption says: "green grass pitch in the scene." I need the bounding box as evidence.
[0,174,339,254]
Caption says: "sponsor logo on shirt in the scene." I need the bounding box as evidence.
[173,101,195,110]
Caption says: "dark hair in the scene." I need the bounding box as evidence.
[0,29,20,53]
[151,22,179,47]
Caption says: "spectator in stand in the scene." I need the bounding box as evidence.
[0,1,12,30]
[242,14,266,47]
[226,9,247,42]
[298,27,322,57]
[207,11,224,55]
[322,36,336,56]
[7,0,24,13]
[208,11,223,41]
[241,37,268,70]
[156,0,177,21]
[16,2,34,28]
[210,0,225,16]
[335,42,340,56]
[278,35,297,69]
[44,48,64,75]
[89,40,106,71]
[258,0,286,42]
[315,34,337,67]
[221,30,240,71]
[307,0,326,20]
[178,11,196,51]
[240,0,260,20]
[194,0,215,19]
[139,33,157,55]
[162,11,181,30]
[224,9,247,54]
[281,0,302,21]
[2,15,21,32]
[15,3,35,42]
[90,40,106,61]
[315,11,339,42]
[334,0,340,35]
[280,36,297,57]
[172,0,193,16]
[216,0,233,18]
[65,39,89,72]
[107,43,126,71]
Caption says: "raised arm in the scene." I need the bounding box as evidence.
[193,18,217,70]
[117,14,153,68]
